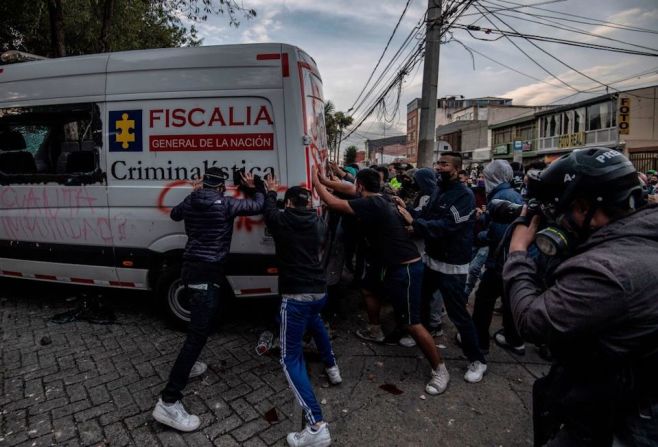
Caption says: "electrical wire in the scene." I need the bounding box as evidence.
[348,0,414,112]
[480,0,658,53]
[486,0,658,35]
[454,24,658,57]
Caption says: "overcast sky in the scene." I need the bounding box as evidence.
[194,0,658,149]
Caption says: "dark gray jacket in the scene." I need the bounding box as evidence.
[171,187,264,264]
[503,205,658,362]
[263,191,327,294]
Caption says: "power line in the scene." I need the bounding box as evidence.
[454,23,658,57]
[349,12,427,119]
[469,3,581,91]
[348,0,414,112]
[451,38,574,89]
[487,0,658,35]
[345,0,476,140]
[480,0,658,53]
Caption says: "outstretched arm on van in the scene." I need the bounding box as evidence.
[262,175,283,228]
[317,168,357,197]
[228,172,265,217]
[312,167,354,215]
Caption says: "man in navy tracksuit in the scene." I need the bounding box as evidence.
[398,152,487,383]
[152,167,264,432]
[263,175,340,447]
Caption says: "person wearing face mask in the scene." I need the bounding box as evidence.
[397,152,487,384]
[471,160,526,356]
[504,148,658,446]
[313,167,451,396]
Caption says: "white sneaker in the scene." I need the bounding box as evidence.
[326,365,342,385]
[464,361,487,383]
[188,361,207,379]
[152,398,200,432]
[355,325,385,343]
[287,422,331,447]
[399,335,416,347]
[425,364,450,395]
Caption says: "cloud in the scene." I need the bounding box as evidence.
[590,7,658,37]
[240,9,281,43]
[499,62,658,105]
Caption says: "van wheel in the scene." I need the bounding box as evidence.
[155,266,191,328]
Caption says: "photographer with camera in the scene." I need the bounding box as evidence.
[503,148,658,446]
[471,160,526,356]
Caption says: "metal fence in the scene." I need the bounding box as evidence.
[629,152,658,173]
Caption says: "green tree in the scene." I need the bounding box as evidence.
[0,0,255,57]
[343,145,358,165]
[324,100,353,162]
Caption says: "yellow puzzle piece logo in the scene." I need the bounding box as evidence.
[116,113,136,149]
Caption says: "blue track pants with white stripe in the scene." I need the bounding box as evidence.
[279,296,337,425]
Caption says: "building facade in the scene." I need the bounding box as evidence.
[365,135,408,165]
[491,86,658,171]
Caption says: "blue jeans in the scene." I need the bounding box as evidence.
[162,283,220,403]
[422,268,486,363]
[465,246,488,296]
[280,296,336,425]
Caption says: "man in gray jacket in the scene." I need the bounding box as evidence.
[504,147,658,446]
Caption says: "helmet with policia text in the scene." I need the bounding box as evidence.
[527,147,642,215]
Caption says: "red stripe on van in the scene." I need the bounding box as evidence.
[70,277,95,285]
[257,53,281,60]
[109,281,136,288]
[281,53,289,77]
[2,270,22,277]
[240,288,272,295]
[35,274,57,281]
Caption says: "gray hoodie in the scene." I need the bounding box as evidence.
[483,159,514,194]
[503,205,658,360]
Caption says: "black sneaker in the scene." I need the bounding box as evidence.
[494,330,525,356]
[428,324,443,337]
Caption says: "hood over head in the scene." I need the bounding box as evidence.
[483,160,513,194]
[414,168,438,196]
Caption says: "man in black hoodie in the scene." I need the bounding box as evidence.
[263,175,340,447]
[152,167,264,432]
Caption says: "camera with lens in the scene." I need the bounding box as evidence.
[488,197,573,258]
[488,198,542,224]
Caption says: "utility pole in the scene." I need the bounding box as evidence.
[417,0,442,168]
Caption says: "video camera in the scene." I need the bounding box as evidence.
[487,197,571,258]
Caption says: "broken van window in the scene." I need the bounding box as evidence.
[0,103,104,185]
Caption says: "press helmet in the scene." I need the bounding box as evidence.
[527,147,642,213]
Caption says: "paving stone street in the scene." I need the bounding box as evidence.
[0,278,550,447]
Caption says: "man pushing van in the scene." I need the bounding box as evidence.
[152,167,264,432]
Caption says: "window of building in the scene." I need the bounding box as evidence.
[0,103,102,184]
[574,107,585,133]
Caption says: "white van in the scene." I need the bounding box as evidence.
[0,43,330,323]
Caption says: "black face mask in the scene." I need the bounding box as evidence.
[439,171,454,184]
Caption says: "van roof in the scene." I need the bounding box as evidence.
[0,43,319,105]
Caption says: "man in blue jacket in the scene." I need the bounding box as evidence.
[152,167,264,432]
[472,160,525,357]
[397,152,487,383]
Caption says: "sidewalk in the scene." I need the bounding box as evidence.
[0,279,548,446]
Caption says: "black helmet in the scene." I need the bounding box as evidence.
[527,147,642,213]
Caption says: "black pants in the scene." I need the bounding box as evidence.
[472,268,523,351]
[161,283,220,403]
[422,267,485,363]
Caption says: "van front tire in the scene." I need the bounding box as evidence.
[155,265,191,329]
